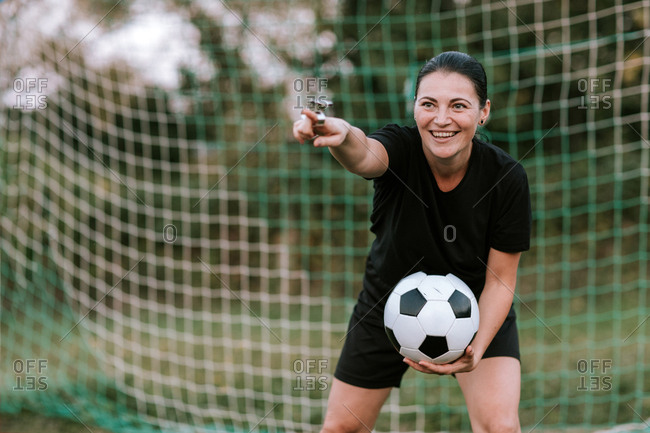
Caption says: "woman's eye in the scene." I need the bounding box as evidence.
[422,102,434,108]
[453,103,466,109]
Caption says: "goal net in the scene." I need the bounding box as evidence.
[1,0,649,431]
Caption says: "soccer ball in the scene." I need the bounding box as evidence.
[384,272,480,364]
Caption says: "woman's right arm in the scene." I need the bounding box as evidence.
[293,109,389,179]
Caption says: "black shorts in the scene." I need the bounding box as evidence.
[333,285,520,389]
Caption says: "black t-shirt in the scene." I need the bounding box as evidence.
[365,124,531,301]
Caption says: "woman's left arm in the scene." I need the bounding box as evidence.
[404,248,521,375]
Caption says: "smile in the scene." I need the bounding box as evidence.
[431,131,458,138]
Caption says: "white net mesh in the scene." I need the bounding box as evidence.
[2,0,650,432]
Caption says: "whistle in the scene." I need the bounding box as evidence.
[308,99,333,125]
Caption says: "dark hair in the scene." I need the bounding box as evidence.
[414,51,488,108]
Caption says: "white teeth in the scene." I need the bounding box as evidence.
[432,131,457,138]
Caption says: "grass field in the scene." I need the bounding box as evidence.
[2,413,113,433]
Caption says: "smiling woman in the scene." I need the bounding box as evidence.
[293,51,532,433]
[413,52,491,190]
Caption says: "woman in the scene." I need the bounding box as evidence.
[293,51,531,433]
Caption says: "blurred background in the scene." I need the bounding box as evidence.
[1,0,649,432]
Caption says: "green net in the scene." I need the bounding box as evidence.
[1,0,649,431]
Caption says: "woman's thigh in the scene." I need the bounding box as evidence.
[320,378,392,433]
[456,356,522,433]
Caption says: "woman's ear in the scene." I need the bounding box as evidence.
[479,99,491,125]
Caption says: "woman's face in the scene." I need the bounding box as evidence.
[414,71,490,165]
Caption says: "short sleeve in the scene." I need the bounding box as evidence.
[367,124,419,180]
[490,163,532,252]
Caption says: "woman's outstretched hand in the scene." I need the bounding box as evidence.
[292,108,388,178]
[293,108,349,147]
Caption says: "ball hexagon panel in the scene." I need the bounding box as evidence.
[392,271,427,296]
[417,275,453,301]
[391,315,426,349]
[399,288,427,317]
[432,349,465,364]
[446,318,478,351]
[448,289,472,318]
[417,301,455,336]
[446,273,470,294]
[446,273,477,304]
[400,347,433,364]
[470,296,480,330]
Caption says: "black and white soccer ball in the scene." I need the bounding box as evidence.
[384,272,480,364]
